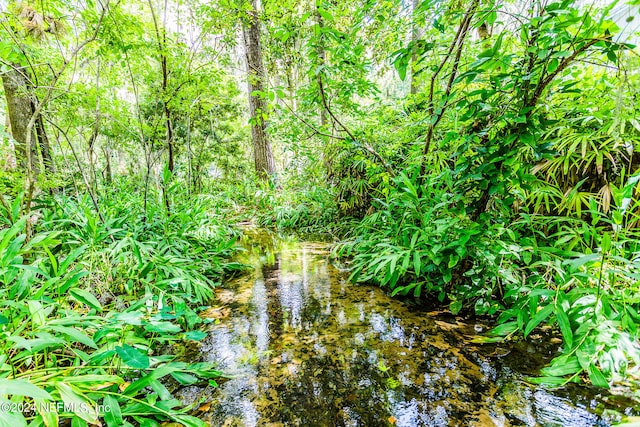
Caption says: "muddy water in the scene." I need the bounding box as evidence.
[195,230,635,427]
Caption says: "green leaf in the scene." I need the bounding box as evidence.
[61,375,123,387]
[114,311,144,326]
[542,355,581,376]
[171,415,207,427]
[55,383,98,425]
[564,253,600,272]
[170,372,199,385]
[524,304,554,337]
[144,321,182,334]
[487,320,518,337]
[447,255,459,268]
[123,365,180,396]
[526,376,567,385]
[601,232,611,253]
[184,331,207,341]
[48,326,97,349]
[69,289,103,312]
[72,417,88,427]
[28,300,47,327]
[34,397,58,427]
[412,251,421,276]
[555,302,573,349]
[115,345,150,369]
[317,8,333,22]
[449,300,462,315]
[587,364,609,388]
[614,416,640,427]
[0,400,27,427]
[103,395,123,427]
[443,269,452,283]
[0,379,53,399]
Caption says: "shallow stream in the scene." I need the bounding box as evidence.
[186,229,637,426]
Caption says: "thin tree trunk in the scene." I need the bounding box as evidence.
[103,145,112,184]
[242,0,276,180]
[162,53,175,174]
[4,113,14,169]
[410,0,420,95]
[88,60,101,189]
[148,0,174,214]
[315,7,327,127]
[35,114,54,173]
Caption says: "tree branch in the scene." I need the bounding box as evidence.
[527,38,601,111]
[317,74,396,177]
[419,0,479,179]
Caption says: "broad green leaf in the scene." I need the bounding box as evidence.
[587,364,609,388]
[527,376,567,386]
[487,321,518,337]
[0,400,27,427]
[524,304,554,337]
[541,355,581,377]
[34,397,58,427]
[71,417,88,427]
[103,395,123,427]
[114,311,144,326]
[123,365,180,396]
[555,299,573,348]
[171,414,208,427]
[0,379,52,399]
[614,416,640,427]
[69,289,103,312]
[144,321,182,334]
[55,383,99,425]
[171,372,199,385]
[449,300,462,315]
[60,375,123,388]
[600,232,611,253]
[115,345,150,369]
[48,326,97,349]
[564,253,600,271]
[184,331,207,341]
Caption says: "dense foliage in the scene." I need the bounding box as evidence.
[0,186,241,426]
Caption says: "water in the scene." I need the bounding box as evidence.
[191,229,637,427]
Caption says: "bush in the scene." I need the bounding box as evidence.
[0,186,242,426]
[335,170,521,315]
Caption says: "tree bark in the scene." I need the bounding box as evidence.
[35,114,54,173]
[2,64,55,176]
[315,7,327,127]
[242,0,276,180]
[2,65,39,173]
[410,0,420,95]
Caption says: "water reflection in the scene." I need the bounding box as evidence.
[198,232,634,427]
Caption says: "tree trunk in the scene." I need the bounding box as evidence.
[410,0,420,95]
[161,52,175,173]
[35,114,54,173]
[242,0,276,180]
[315,7,327,127]
[2,65,55,176]
[103,146,112,184]
[2,65,39,173]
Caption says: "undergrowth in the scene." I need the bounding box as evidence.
[0,182,242,427]
[335,169,640,390]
